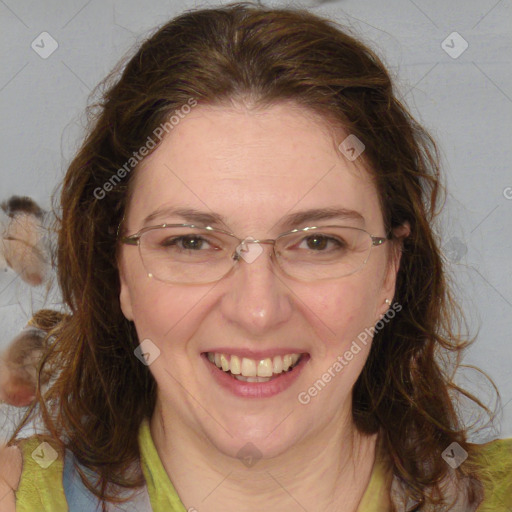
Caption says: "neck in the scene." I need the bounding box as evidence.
[150,400,379,512]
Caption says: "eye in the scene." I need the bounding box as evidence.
[297,234,347,251]
[161,235,214,251]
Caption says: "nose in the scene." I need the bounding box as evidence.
[219,241,293,335]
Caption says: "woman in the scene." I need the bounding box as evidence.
[1,2,511,511]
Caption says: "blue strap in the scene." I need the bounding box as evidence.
[63,449,153,511]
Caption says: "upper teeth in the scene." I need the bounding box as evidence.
[207,352,301,377]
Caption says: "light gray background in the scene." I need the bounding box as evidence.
[1,0,511,440]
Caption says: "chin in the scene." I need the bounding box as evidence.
[199,412,304,462]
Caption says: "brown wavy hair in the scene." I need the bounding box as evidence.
[9,2,500,510]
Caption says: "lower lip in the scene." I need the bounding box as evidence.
[202,353,310,399]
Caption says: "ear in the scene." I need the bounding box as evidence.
[376,221,410,319]
[118,258,134,321]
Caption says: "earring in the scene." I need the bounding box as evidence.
[378,298,392,320]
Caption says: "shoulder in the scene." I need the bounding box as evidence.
[2,434,67,511]
[0,443,22,511]
[471,436,512,472]
[469,437,512,511]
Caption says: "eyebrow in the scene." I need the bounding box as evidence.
[143,206,365,231]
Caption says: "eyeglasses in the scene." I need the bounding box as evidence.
[119,223,390,284]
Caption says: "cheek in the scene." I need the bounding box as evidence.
[126,283,211,391]
[126,279,206,348]
[298,280,379,411]
[119,249,190,338]
[309,277,382,350]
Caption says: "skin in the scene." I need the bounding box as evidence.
[0,445,21,512]
[118,101,407,512]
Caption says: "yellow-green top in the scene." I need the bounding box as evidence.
[13,419,512,511]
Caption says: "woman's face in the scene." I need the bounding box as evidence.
[118,101,401,458]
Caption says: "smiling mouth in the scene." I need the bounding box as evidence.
[204,352,305,382]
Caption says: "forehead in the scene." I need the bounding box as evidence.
[125,102,383,235]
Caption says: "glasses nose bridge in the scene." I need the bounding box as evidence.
[248,238,276,246]
[231,236,278,264]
